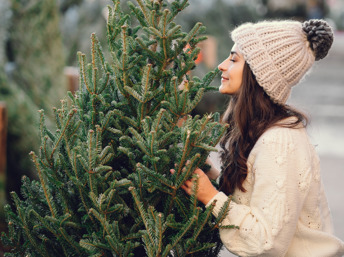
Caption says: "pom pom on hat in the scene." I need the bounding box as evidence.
[231,19,333,104]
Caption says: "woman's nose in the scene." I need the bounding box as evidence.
[218,59,227,71]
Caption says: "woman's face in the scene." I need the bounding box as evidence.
[218,44,245,95]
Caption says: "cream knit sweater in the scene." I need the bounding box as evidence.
[206,122,344,257]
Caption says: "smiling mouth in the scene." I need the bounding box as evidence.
[221,76,229,80]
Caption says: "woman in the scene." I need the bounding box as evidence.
[176,19,344,256]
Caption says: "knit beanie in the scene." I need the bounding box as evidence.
[231,19,334,104]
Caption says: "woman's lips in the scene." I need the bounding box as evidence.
[221,76,229,82]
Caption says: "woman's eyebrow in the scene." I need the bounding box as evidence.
[230,51,239,58]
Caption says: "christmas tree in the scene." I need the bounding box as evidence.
[1,0,234,256]
[0,0,68,203]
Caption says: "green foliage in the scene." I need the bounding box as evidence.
[8,0,66,114]
[2,0,234,256]
[0,0,67,202]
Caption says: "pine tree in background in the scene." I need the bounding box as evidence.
[1,0,234,256]
[8,0,66,115]
[0,0,66,214]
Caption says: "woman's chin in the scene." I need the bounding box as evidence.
[219,85,229,95]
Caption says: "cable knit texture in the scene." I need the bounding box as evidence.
[231,20,333,104]
[207,120,344,256]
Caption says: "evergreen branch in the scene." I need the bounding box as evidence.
[92,33,106,71]
[11,193,41,253]
[128,187,155,246]
[175,153,200,189]
[212,123,229,147]
[96,125,102,155]
[212,196,232,231]
[151,9,157,29]
[91,34,97,70]
[59,227,82,254]
[78,52,92,94]
[174,197,188,220]
[135,0,149,24]
[99,72,110,95]
[122,116,138,128]
[107,127,123,136]
[188,243,216,254]
[184,88,204,115]
[101,110,114,133]
[179,90,188,115]
[94,165,113,174]
[136,163,174,189]
[156,213,163,255]
[99,153,115,165]
[129,127,145,146]
[99,145,113,163]
[142,117,151,135]
[161,9,170,62]
[167,0,188,23]
[148,26,162,38]
[172,76,178,107]
[104,189,116,217]
[141,64,152,102]
[105,235,121,256]
[38,109,46,143]
[88,129,96,194]
[177,130,191,177]
[126,55,143,70]
[80,239,110,252]
[137,141,151,157]
[190,175,199,210]
[88,129,96,170]
[220,224,239,229]
[77,153,89,172]
[202,68,220,89]
[68,120,82,140]
[142,233,154,257]
[136,37,162,63]
[193,143,218,152]
[152,108,166,133]
[29,152,56,218]
[29,210,58,238]
[192,202,216,242]
[128,1,148,27]
[167,25,181,38]
[168,214,198,253]
[50,109,77,159]
[124,86,143,103]
[42,136,51,167]
[121,232,142,241]
[194,114,211,142]
[89,208,110,235]
[72,152,96,228]
[184,22,202,45]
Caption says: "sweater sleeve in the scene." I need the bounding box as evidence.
[206,127,311,257]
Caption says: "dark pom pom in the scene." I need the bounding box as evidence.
[302,19,333,61]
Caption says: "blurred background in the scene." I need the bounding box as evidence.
[0,0,343,256]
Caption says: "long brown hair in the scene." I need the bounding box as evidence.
[219,62,308,195]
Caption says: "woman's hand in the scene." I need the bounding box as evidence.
[171,167,219,205]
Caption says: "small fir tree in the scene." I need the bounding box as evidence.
[1,0,234,256]
[8,0,66,115]
[1,0,69,204]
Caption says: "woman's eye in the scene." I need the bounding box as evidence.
[230,59,235,62]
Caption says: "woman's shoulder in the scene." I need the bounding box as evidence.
[254,117,308,153]
[261,125,304,144]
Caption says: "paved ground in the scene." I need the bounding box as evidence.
[214,32,344,257]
